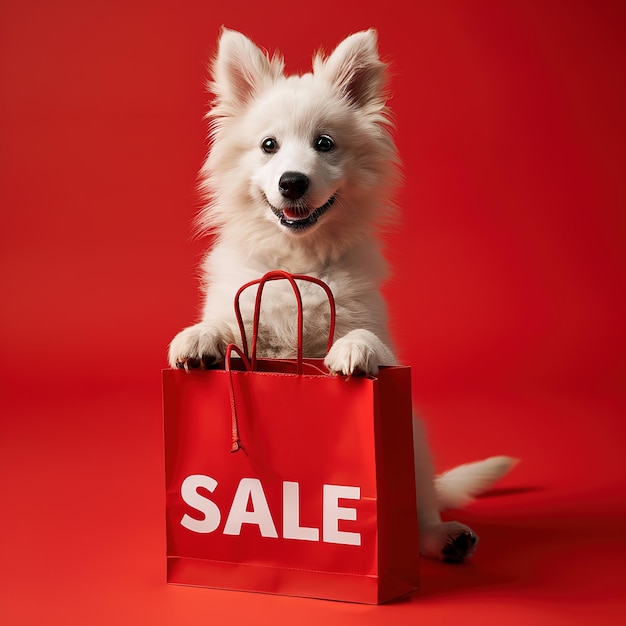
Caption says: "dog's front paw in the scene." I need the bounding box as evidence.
[324,329,395,376]
[419,521,479,563]
[168,322,235,370]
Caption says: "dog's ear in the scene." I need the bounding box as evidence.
[209,28,284,115]
[316,29,387,109]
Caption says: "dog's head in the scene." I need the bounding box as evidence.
[197,29,398,260]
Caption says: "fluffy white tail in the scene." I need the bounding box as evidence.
[434,456,519,511]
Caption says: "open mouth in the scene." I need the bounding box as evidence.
[267,195,336,231]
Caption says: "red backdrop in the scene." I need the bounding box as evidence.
[1,1,624,624]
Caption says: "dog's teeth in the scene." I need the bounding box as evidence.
[275,195,336,231]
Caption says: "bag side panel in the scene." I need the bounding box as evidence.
[373,366,420,602]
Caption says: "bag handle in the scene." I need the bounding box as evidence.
[233,270,336,375]
[224,343,250,453]
[226,272,335,452]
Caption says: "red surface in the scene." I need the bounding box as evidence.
[1,1,625,624]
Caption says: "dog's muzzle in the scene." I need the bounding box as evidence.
[268,195,336,231]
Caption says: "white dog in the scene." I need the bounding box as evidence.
[169,28,516,561]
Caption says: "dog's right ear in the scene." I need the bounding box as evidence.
[209,28,284,116]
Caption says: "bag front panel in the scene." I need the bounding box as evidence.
[163,369,380,578]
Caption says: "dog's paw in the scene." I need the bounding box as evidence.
[168,322,235,370]
[419,521,479,563]
[324,329,395,376]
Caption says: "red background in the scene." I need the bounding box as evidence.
[1,0,624,624]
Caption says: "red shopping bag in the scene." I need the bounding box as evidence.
[163,271,419,604]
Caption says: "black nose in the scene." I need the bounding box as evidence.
[279,171,309,200]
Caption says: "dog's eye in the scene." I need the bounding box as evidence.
[261,137,278,154]
[314,135,334,152]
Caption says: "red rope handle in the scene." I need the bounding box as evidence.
[228,271,337,452]
[233,271,336,373]
[224,343,251,453]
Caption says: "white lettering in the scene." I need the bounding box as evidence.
[282,481,320,542]
[223,478,279,538]
[178,476,362,545]
[323,485,361,546]
[180,474,221,533]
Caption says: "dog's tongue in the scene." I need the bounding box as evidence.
[282,207,310,221]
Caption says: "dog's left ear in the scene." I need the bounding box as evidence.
[316,29,387,109]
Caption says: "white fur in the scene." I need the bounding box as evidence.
[435,456,520,511]
[169,28,516,560]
